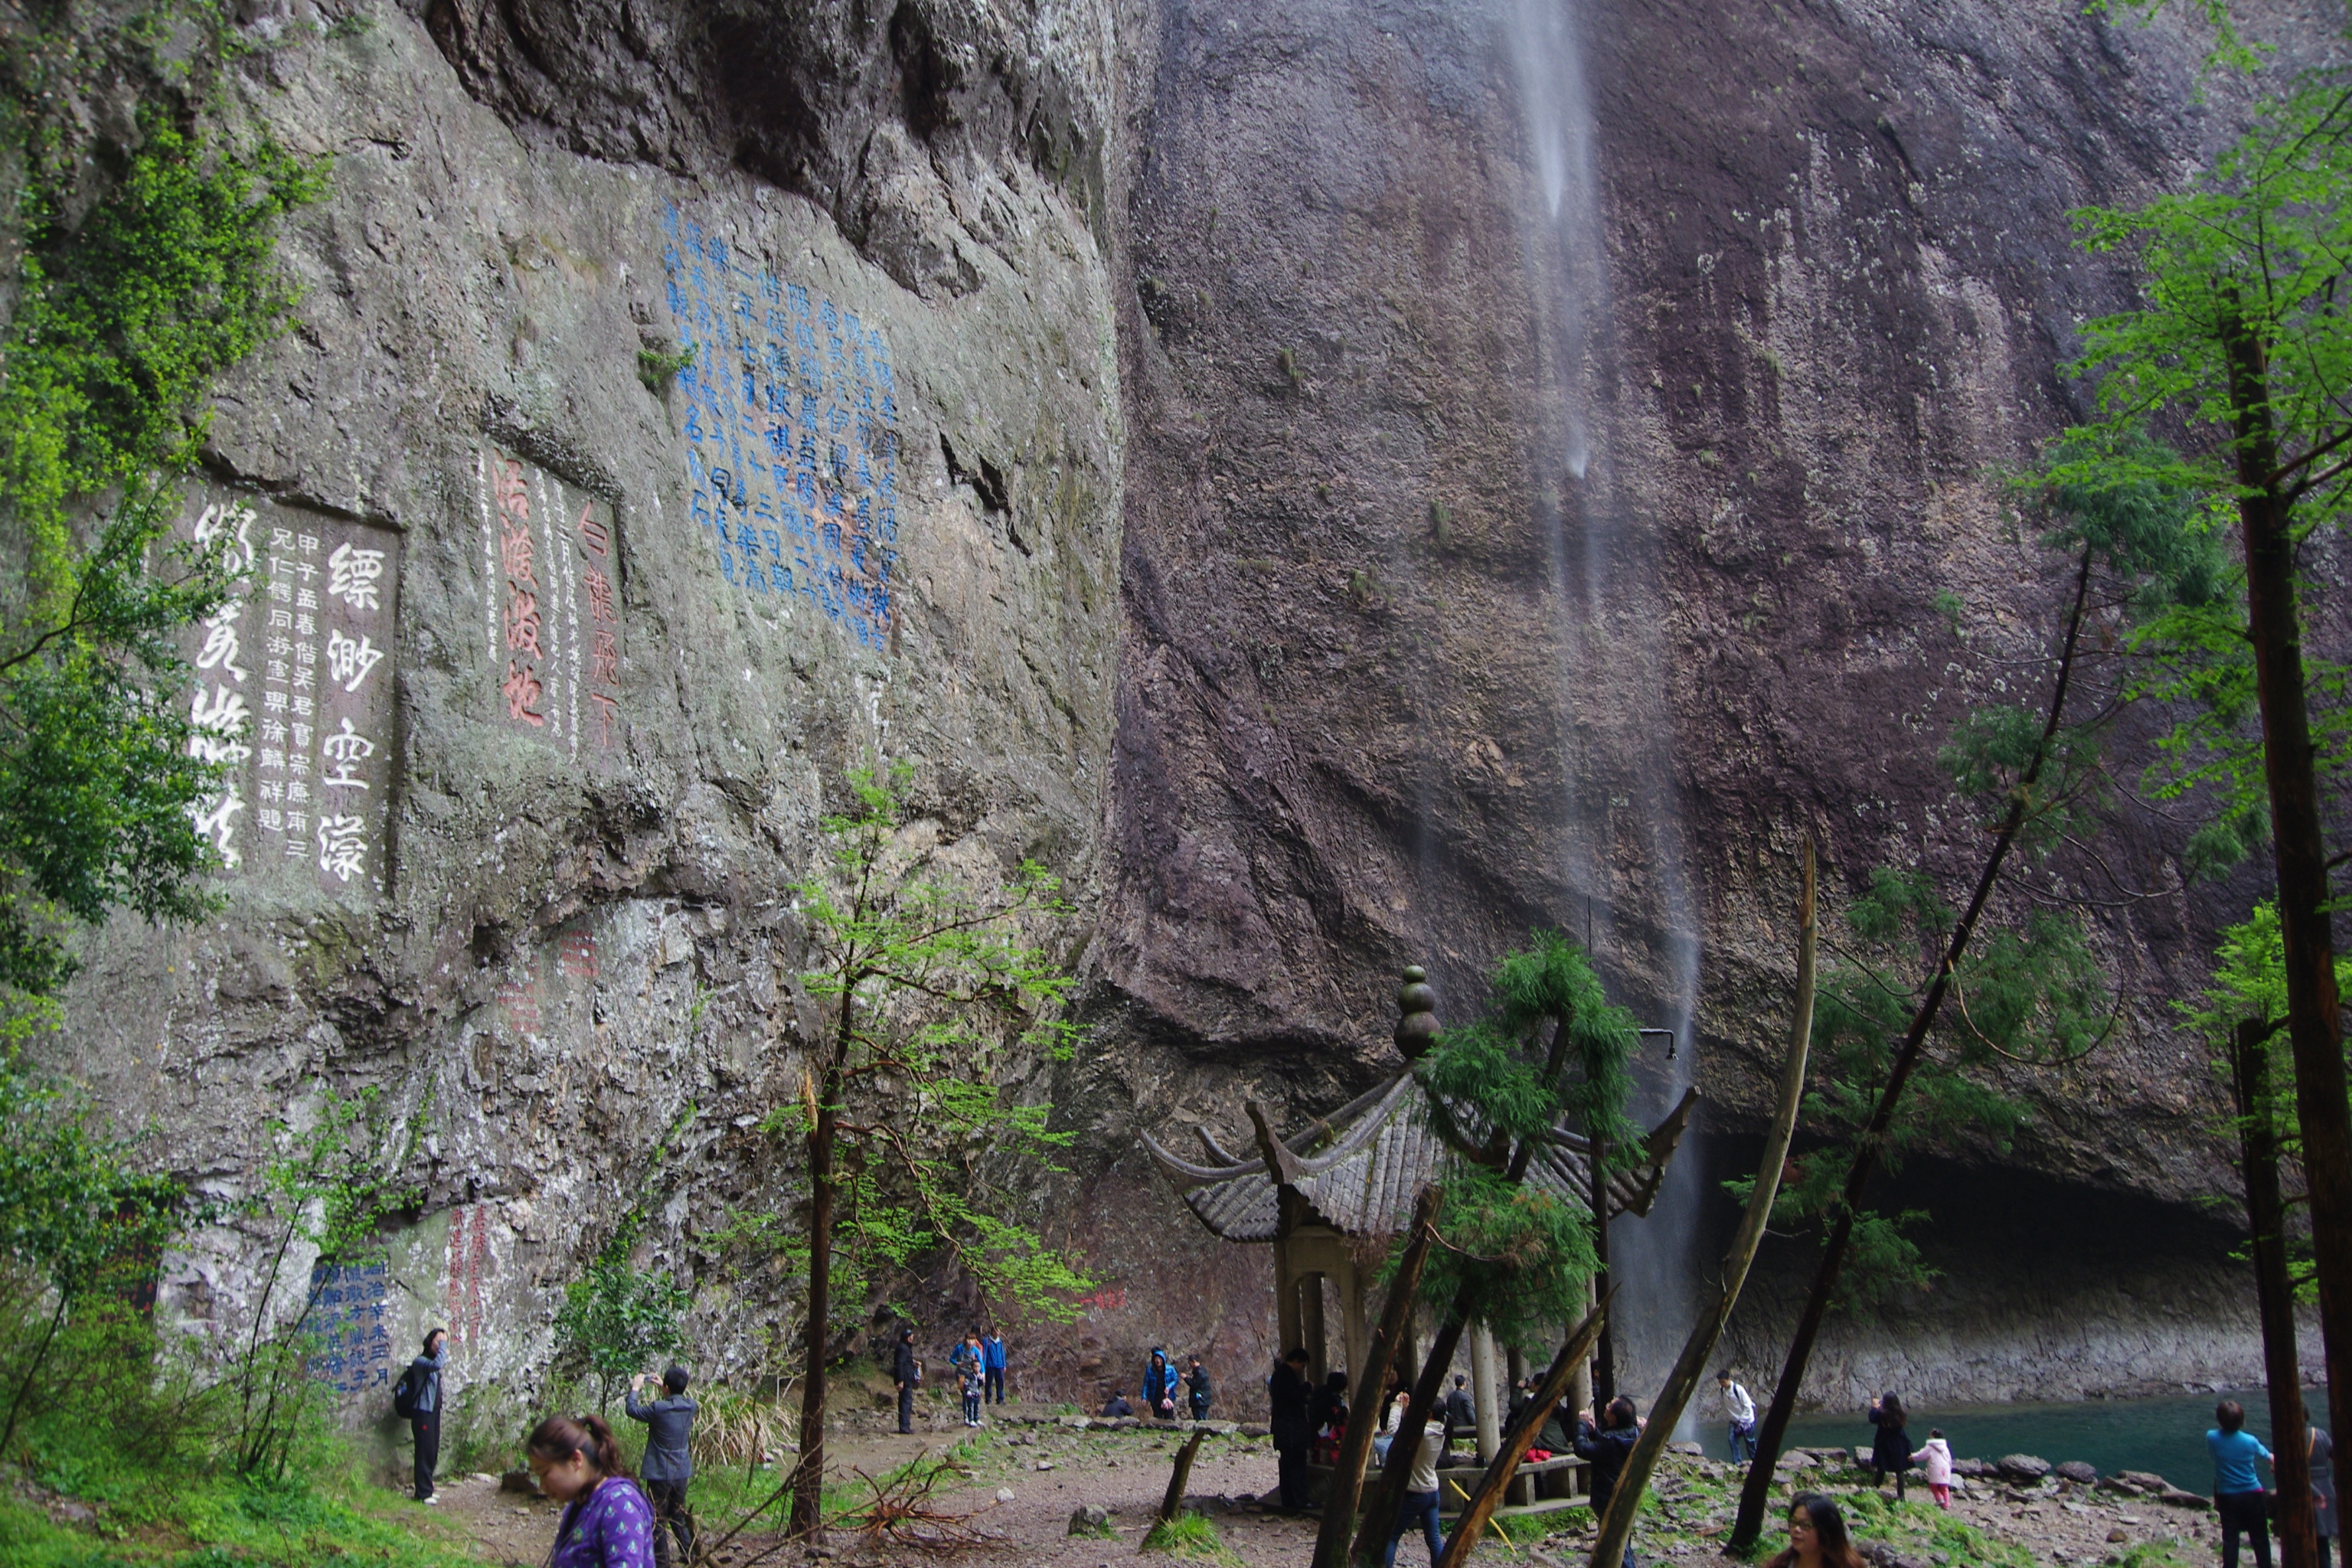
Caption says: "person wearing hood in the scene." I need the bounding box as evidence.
[626,1365,697,1567]
[1143,1348,1181,1423]
[1910,1429,1954,1509]
[404,1328,449,1504]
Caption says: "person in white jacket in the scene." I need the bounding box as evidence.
[1911,1429,1955,1510]
[1718,1369,1758,1463]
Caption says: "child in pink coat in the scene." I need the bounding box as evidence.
[1912,1429,1955,1509]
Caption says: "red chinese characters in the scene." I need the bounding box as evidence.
[493,456,547,728]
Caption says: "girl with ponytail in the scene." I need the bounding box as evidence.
[528,1413,656,1568]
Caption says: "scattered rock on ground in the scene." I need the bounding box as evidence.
[2056,1461,2099,1484]
[1999,1454,2054,1481]
[1067,1503,1110,1536]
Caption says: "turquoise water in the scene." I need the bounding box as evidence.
[1692,1390,2305,1490]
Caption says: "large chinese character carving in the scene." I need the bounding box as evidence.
[326,542,387,612]
[476,446,622,756]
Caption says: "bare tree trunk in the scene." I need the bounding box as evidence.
[1432,1298,1613,1568]
[1353,1302,1470,1566]
[1592,844,1817,1568]
[2223,298,2352,1456]
[2235,1018,2317,1568]
[1730,548,2095,1552]
[1314,1190,1442,1568]
[790,1065,844,1538]
[1160,1429,1209,1524]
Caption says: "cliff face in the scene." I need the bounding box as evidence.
[31,0,2327,1435]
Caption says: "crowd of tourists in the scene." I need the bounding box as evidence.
[387,1322,2348,1568]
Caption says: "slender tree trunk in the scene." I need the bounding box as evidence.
[1313,1189,1442,1568]
[2236,1018,2318,1568]
[1592,845,1816,1568]
[0,1289,70,1462]
[1432,1298,1612,1568]
[1730,549,2095,1552]
[2223,298,2352,1455]
[1590,1132,1613,1406]
[790,1063,844,1537]
[1353,1302,1470,1566]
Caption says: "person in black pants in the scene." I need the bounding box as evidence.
[1187,1356,1213,1422]
[1576,1396,1645,1568]
[1867,1393,1913,1501]
[627,1364,698,1567]
[891,1328,920,1433]
[406,1328,448,1504]
[1268,1348,1315,1512]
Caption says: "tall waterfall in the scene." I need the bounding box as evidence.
[1501,0,1708,1423]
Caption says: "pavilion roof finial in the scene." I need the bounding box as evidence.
[1394,965,1439,1060]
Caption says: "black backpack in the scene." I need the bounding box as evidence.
[392,1364,422,1419]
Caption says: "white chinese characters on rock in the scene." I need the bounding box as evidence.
[185,682,253,868]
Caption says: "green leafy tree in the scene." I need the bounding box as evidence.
[0,1057,181,1461]
[554,1217,693,1415]
[779,762,1091,1538]
[231,1086,418,1479]
[0,104,325,1003]
[2055,71,2352,1493]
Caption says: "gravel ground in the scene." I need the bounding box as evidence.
[428,1413,2222,1568]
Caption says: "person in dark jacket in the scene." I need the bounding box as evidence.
[626,1365,697,1568]
[1269,1348,1315,1512]
[890,1329,920,1433]
[1867,1393,1913,1501]
[1102,1387,1135,1417]
[1186,1356,1213,1421]
[407,1328,448,1504]
[1441,1374,1476,1431]
[1576,1396,1645,1568]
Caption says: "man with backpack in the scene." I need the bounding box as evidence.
[392,1328,448,1503]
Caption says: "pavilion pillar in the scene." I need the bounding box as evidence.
[1470,1319,1502,1465]
[1566,1273,1595,1422]
[1339,1255,1369,1387]
[1276,1236,1303,1361]
[1301,1272,1328,1383]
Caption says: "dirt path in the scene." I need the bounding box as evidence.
[427,1416,2216,1568]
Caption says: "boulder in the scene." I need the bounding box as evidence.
[1067,1504,1112,1537]
[2056,1461,2099,1485]
[1952,1459,1998,1479]
[1669,1440,1704,1457]
[2158,1487,2213,1511]
[1998,1454,2054,1481]
[1777,1452,1822,1470]
[2116,1471,2171,1492]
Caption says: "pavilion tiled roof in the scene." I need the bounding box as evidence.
[1142,1070,1697,1243]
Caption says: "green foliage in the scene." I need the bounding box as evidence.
[230,1086,419,1479]
[1,109,326,608]
[1141,1509,1244,1563]
[554,1226,692,1414]
[1488,927,1644,1148]
[2052,77,2352,845]
[769,760,1093,1343]
[636,342,694,395]
[1407,1164,1596,1348]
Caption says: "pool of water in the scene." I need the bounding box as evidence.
[1690,1390,2311,1490]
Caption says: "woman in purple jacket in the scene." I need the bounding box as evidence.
[528,1413,658,1568]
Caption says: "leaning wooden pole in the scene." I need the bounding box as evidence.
[1312,1187,1443,1568]
[1591,842,1818,1568]
[1351,1296,1471,1566]
[1430,1295,1614,1568]
[1730,546,2094,1552]
[1159,1428,1210,1524]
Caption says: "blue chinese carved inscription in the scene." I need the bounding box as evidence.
[305,1259,392,1395]
[660,208,900,651]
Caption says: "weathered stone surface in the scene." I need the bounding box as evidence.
[1998,1454,2054,1481]
[2056,1461,2099,1485]
[23,0,2340,1435]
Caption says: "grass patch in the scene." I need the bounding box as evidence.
[1141,1508,1245,1564]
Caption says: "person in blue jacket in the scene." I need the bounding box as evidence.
[1143,1348,1181,1422]
[2210,1399,2276,1568]
[982,1330,1008,1406]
